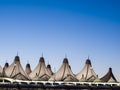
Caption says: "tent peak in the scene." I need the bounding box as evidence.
[39,57,45,62]
[63,58,68,64]
[26,63,30,68]
[14,56,20,62]
[5,62,9,67]
[100,67,117,82]
[86,58,91,65]
[4,62,9,69]
[47,64,51,69]
[109,67,112,72]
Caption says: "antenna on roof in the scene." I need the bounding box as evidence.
[42,52,43,57]
[17,51,18,56]
[88,55,89,59]
[65,54,67,58]
[48,61,49,65]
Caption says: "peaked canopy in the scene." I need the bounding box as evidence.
[29,57,51,81]
[47,64,53,75]
[100,68,117,82]
[1,62,9,77]
[5,56,30,80]
[76,58,97,81]
[49,58,78,82]
[25,63,32,75]
[4,62,9,70]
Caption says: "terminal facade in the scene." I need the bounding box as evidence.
[0,55,119,90]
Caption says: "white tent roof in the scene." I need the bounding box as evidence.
[49,58,78,81]
[29,57,51,81]
[47,64,53,75]
[4,62,9,70]
[100,68,117,82]
[25,63,32,75]
[5,56,30,80]
[76,58,97,81]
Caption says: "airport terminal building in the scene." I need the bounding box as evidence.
[0,55,119,90]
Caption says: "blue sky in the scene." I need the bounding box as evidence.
[0,0,120,81]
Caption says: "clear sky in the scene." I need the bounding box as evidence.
[0,0,120,81]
